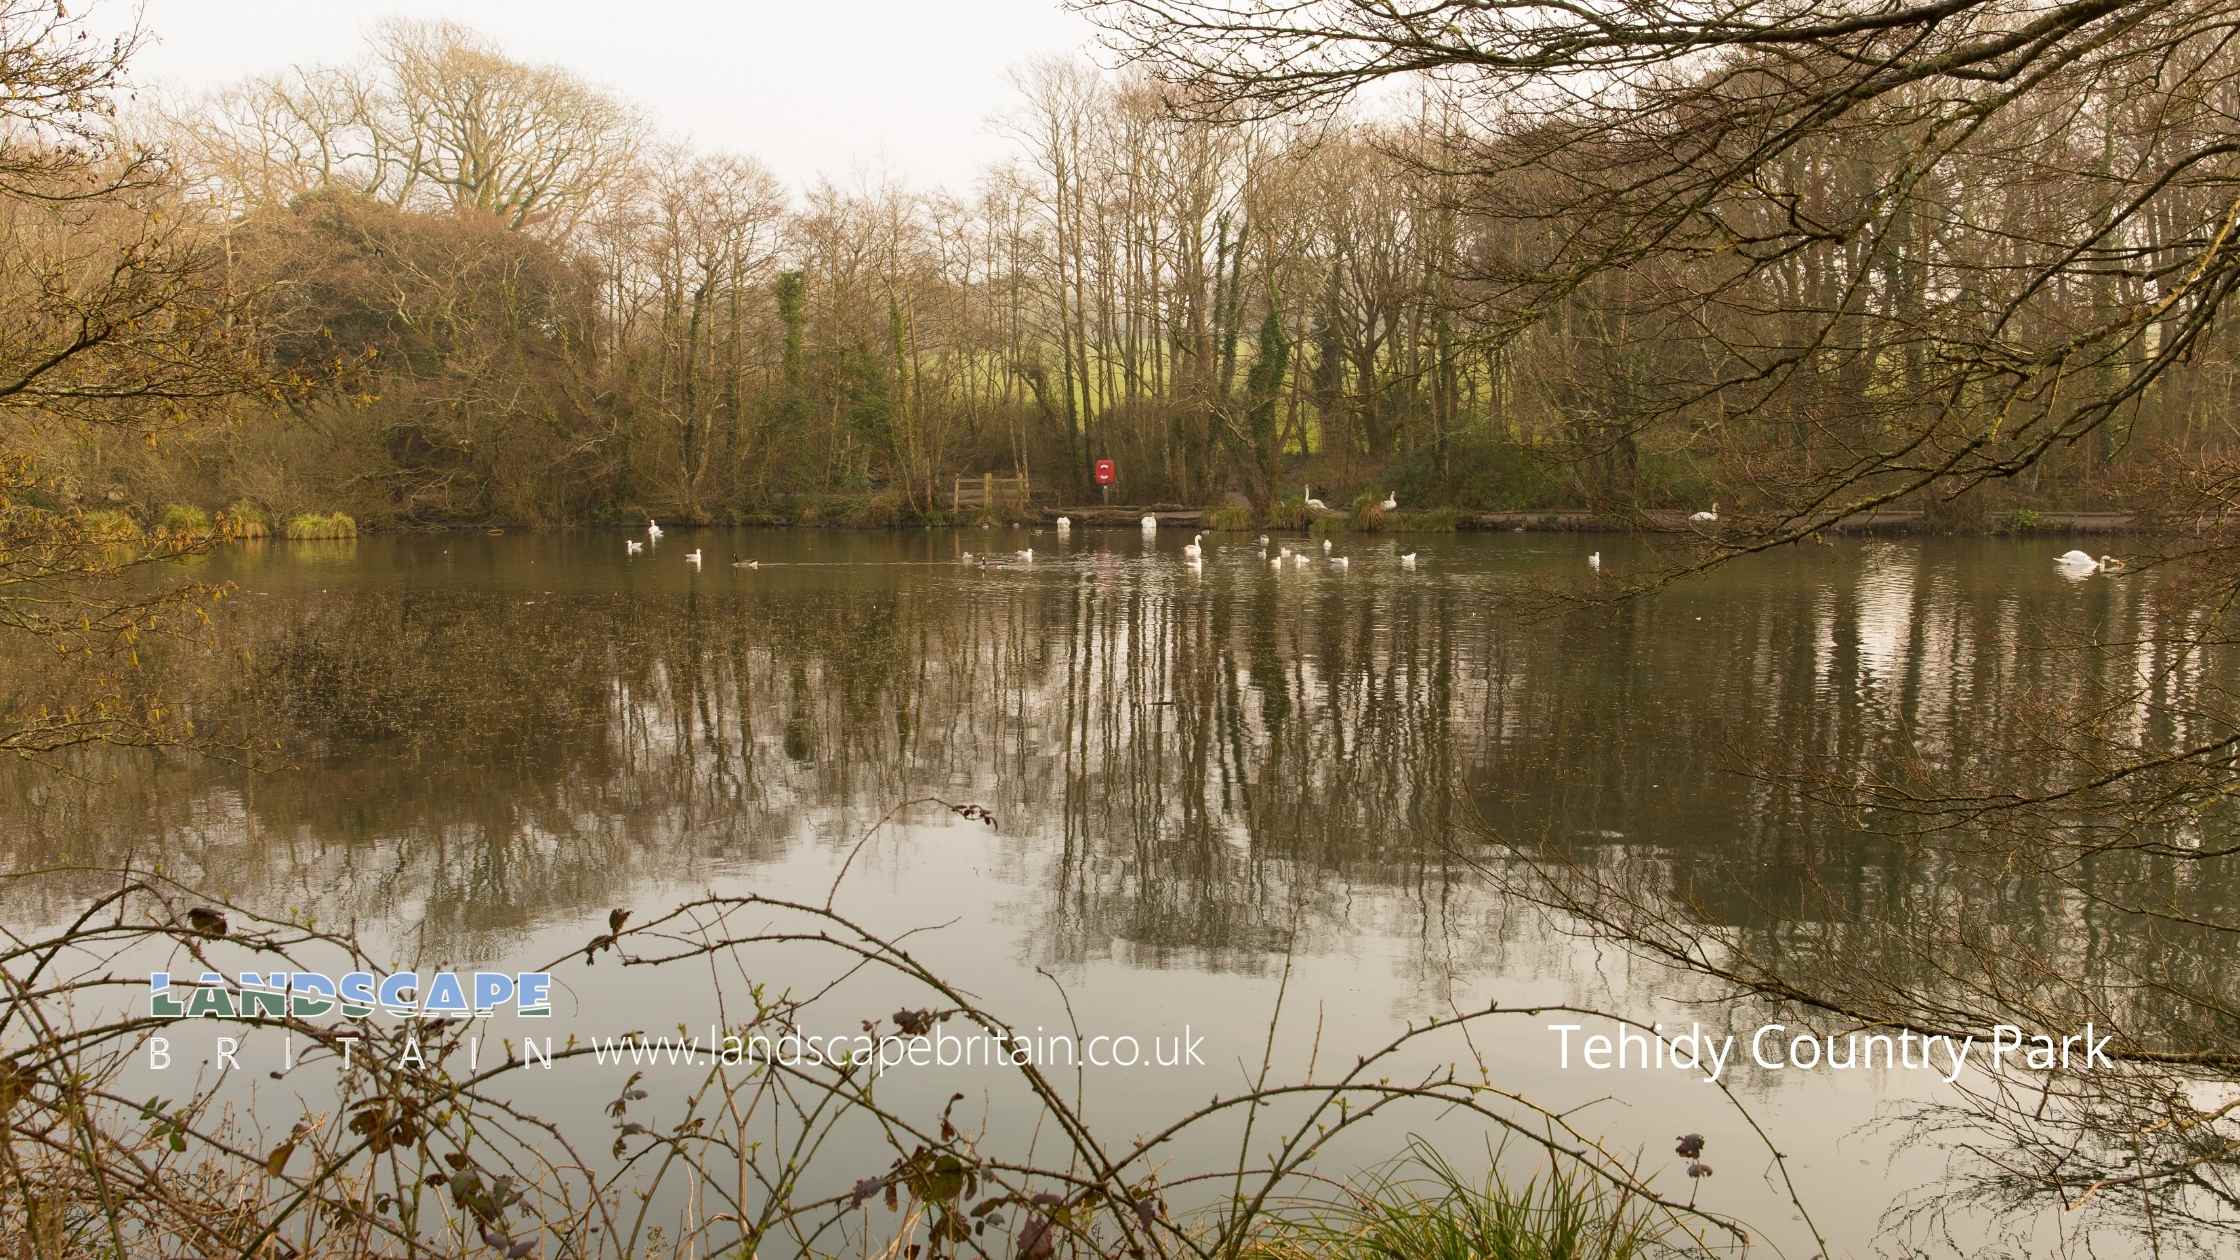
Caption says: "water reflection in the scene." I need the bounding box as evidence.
[5,536,2231,966]
[4,530,2235,1248]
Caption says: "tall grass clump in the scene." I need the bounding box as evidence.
[217,500,270,539]
[1207,504,1254,531]
[1250,1139,1674,1260]
[1264,496,1313,531]
[1349,494,1390,532]
[1309,513,1350,539]
[283,511,358,540]
[155,503,211,541]
[77,507,143,543]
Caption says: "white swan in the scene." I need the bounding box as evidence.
[1269,553,1282,570]
[2057,550,2124,571]
[625,539,643,555]
[1056,516,1071,531]
[1016,548,1034,562]
[1330,556,1349,570]
[1292,552,1309,567]
[1182,533,1203,560]
[1322,538,1332,554]
[647,519,663,539]
[1279,545,1293,559]
[1401,552,1419,568]
[1689,503,1718,523]
[1588,551,1600,571]
[1257,534,1270,547]
[961,551,976,564]
[732,559,758,569]
[1381,491,1397,511]
[1304,484,1328,512]
[1140,514,1157,532]
[684,549,702,566]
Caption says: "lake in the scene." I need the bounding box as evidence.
[4,526,2221,1257]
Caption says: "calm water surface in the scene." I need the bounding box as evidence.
[6,527,2221,1256]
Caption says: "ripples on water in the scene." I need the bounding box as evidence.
[4,528,2229,1254]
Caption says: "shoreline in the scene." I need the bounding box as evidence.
[173,506,2175,537]
[1039,506,2153,534]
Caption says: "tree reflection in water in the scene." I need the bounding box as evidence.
[3,532,2235,1248]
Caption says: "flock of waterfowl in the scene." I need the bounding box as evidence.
[619,513,2129,579]
[628,518,760,568]
[955,509,1423,573]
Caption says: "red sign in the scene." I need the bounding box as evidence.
[1093,459,1116,486]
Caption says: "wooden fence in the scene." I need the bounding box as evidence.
[953,472,1031,512]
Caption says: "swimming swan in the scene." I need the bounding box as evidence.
[2057,550,2123,571]
[684,549,702,566]
[1140,515,1157,531]
[1182,533,1203,560]
[626,539,643,555]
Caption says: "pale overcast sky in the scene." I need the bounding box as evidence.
[107,0,1104,193]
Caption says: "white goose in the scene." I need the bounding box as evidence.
[1381,491,1397,511]
[1689,502,1719,523]
[1182,533,1204,560]
[1304,484,1329,512]
[625,539,643,555]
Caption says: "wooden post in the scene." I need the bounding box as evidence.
[982,472,993,510]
